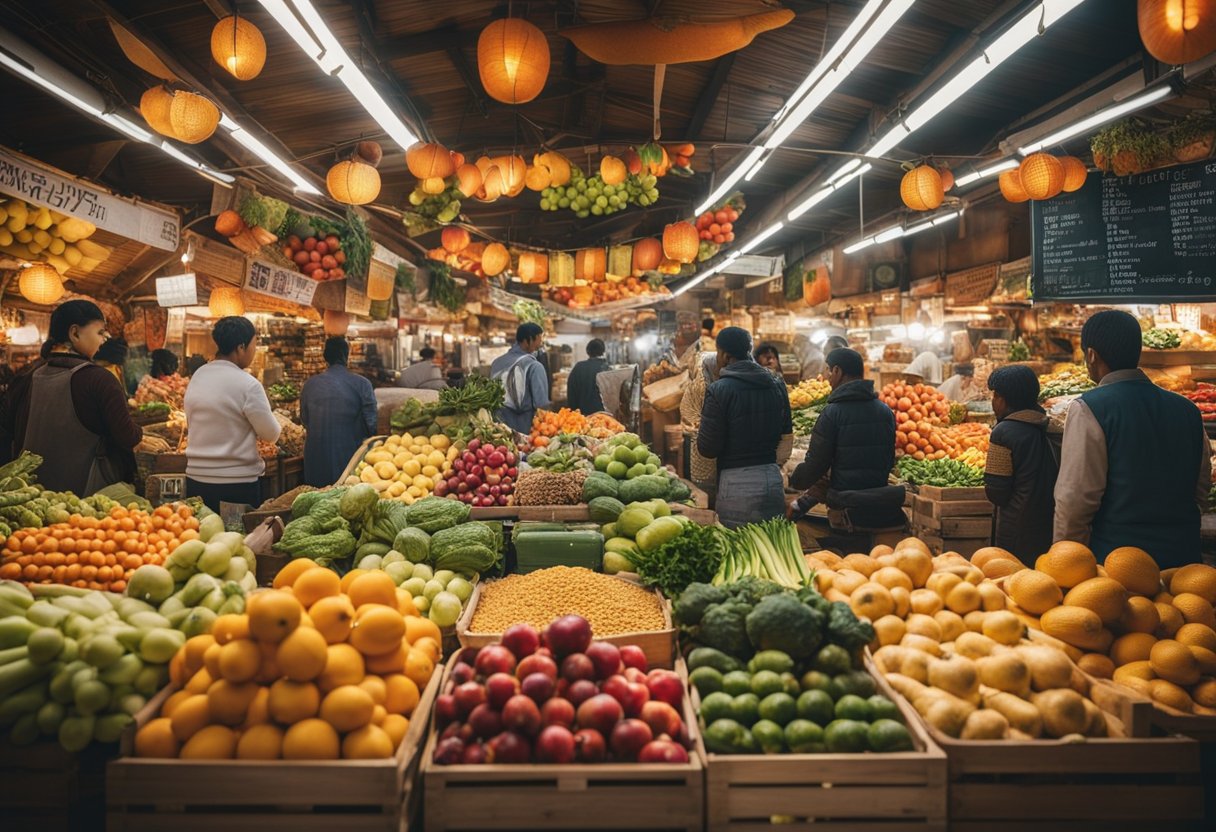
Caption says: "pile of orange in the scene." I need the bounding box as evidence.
[881,382,951,427]
[133,561,442,760]
[895,420,990,462]
[530,407,589,446]
[0,505,198,593]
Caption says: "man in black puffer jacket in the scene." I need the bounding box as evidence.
[789,348,904,528]
[697,327,793,528]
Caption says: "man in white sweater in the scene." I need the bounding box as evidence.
[184,316,281,511]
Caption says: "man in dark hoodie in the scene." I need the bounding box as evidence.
[697,326,792,528]
[789,348,904,530]
[984,365,1060,563]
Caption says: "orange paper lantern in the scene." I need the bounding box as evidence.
[576,247,607,282]
[326,159,381,205]
[366,267,394,302]
[1138,0,1216,64]
[900,166,944,211]
[497,156,528,196]
[169,91,220,144]
[999,169,1029,203]
[139,87,175,137]
[477,18,550,104]
[663,222,699,264]
[479,166,505,201]
[210,14,267,81]
[455,163,484,198]
[441,227,471,253]
[1019,153,1065,200]
[632,238,663,272]
[482,242,510,276]
[1060,156,1089,192]
[18,263,64,305]
[548,251,575,287]
[518,251,548,283]
[323,309,351,336]
[406,142,456,179]
[208,286,245,317]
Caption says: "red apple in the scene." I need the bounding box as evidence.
[453,681,486,717]
[585,642,622,680]
[610,719,653,761]
[619,645,648,672]
[475,645,517,677]
[485,673,520,709]
[639,700,683,739]
[540,696,576,728]
[646,669,684,709]
[576,693,623,736]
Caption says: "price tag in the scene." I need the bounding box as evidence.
[244,258,318,306]
[344,282,371,316]
[155,272,198,307]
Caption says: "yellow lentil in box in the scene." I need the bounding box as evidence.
[469,566,666,634]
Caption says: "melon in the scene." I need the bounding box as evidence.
[126,565,175,605]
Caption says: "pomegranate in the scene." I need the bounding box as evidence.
[535,725,577,763]
[468,703,502,739]
[486,673,520,709]
[640,701,683,738]
[576,693,624,736]
[619,644,648,672]
[516,653,558,681]
[585,641,622,679]
[487,731,531,764]
[545,614,592,658]
[610,719,653,761]
[502,624,541,659]
[520,672,556,704]
[501,694,542,736]
[565,679,599,707]
[574,728,607,763]
[637,738,689,763]
[601,674,630,707]
[453,681,487,717]
[475,645,517,677]
[450,662,476,685]
[461,742,488,764]
[540,697,576,728]
[622,682,651,717]
[561,653,596,683]
[646,669,684,709]
[434,694,458,727]
[623,667,648,685]
[433,736,465,764]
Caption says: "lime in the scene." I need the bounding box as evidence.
[799,670,833,693]
[700,691,735,724]
[704,718,751,755]
[607,461,628,479]
[834,670,877,698]
[758,692,798,726]
[796,689,834,725]
[752,719,786,754]
[781,672,801,697]
[868,719,914,752]
[594,455,611,472]
[722,671,753,697]
[731,693,761,727]
[784,719,826,753]
[824,719,870,753]
[690,666,724,698]
[867,695,902,722]
[834,694,873,722]
[750,670,785,698]
[748,650,795,675]
[815,644,852,676]
[632,445,651,465]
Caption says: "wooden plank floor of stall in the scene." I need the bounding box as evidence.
[0,740,113,832]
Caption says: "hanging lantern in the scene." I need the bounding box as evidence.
[1019,153,1065,200]
[366,267,394,302]
[1059,156,1089,192]
[481,243,510,276]
[18,263,64,305]
[406,142,456,179]
[477,18,550,104]
[937,166,955,191]
[455,163,484,198]
[322,309,351,336]
[441,227,471,253]
[999,169,1030,203]
[518,251,548,283]
[600,155,627,185]
[169,91,220,144]
[421,177,447,195]
[548,251,575,287]
[1138,0,1216,64]
[525,165,551,191]
[139,87,175,137]
[210,14,267,81]
[663,221,699,264]
[900,165,945,211]
[326,159,381,205]
[576,247,607,282]
[607,244,632,278]
[496,156,528,196]
[208,286,245,317]
[632,238,663,273]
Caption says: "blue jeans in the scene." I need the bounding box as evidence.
[715,464,785,529]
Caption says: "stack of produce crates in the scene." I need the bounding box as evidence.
[910,485,993,556]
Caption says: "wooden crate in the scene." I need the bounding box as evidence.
[913,496,993,519]
[422,656,703,832]
[0,740,112,832]
[106,672,440,832]
[913,533,991,558]
[696,665,947,832]
[915,516,991,538]
[455,578,675,670]
[914,485,986,502]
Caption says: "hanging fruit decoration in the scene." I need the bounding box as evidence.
[1059,156,1089,192]
[1137,0,1216,65]
[477,18,551,104]
[937,165,955,192]
[607,244,633,279]
[139,87,175,136]
[454,163,484,198]
[575,247,607,282]
[518,251,549,283]
[481,242,510,277]
[663,221,699,264]
[441,227,471,253]
[900,165,945,211]
[599,155,627,185]
[326,158,381,205]
[407,142,456,181]
[667,143,696,175]
[1018,153,1065,200]
[548,251,576,287]
[210,14,267,81]
[999,169,1030,203]
[560,9,794,65]
[632,238,663,273]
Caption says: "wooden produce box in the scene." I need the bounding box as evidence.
[694,665,947,832]
[422,655,703,832]
[106,672,440,832]
[910,486,992,555]
[455,578,675,670]
[0,740,113,832]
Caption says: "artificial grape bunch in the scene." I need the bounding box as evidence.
[539,167,660,218]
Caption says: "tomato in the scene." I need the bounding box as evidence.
[303,237,317,251]
[714,234,726,244]
[724,232,734,242]
[715,210,729,224]
[721,222,732,233]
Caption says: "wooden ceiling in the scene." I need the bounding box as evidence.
[0,0,1163,293]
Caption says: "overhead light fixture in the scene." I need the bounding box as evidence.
[697,147,763,216]
[0,39,234,186]
[743,149,774,182]
[258,0,419,150]
[843,236,876,254]
[843,208,963,254]
[671,251,741,297]
[739,222,784,254]
[787,163,871,221]
[874,225,905,244]
[954,159,1019,188]
[1018,84,1175,155]
[219,115,319,193]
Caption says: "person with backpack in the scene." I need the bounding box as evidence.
[491,322,551,435]
[984,365,1061,563]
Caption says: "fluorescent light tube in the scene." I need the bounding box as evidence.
[696,147,764,216]
[843,237,876,254]
[874,225,905,243]
[220,115,320,193]
[786,163,871,221]
[1018,85,1174,154]
[672,252,740,296]
[954,159,1019,188]
[739,222,784,253]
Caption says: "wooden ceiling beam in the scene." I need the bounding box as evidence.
[446,45,490,118]
[685,53,736,141]
[379,26,472,61]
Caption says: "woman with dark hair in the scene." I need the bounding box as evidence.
[93,337,129,390]
[0,300,141,494]
[136,348,185,407]
[150,349,179,379]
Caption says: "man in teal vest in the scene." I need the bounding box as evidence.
[1054,310,1210,567]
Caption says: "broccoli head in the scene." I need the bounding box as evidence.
[695,601,754,659]
[796,585,833,614]
[725,576,785,605]
[744,594,824,660]
[827,601,875,652]
[673,582,729,628]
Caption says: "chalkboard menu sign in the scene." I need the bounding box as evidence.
[1031,158,1216,301]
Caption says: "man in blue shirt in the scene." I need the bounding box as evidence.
[491,322,550,435]
[300,337,378,486]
